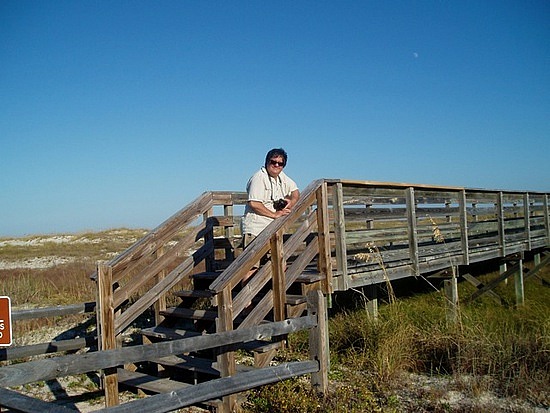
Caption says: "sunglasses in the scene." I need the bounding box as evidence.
[269,160,285,167]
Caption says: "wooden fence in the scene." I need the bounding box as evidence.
[0,291,327,413]
[0,302,96,362]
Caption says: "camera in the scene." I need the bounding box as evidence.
[273,199,288,211]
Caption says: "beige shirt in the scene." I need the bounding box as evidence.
[241,167,298,236]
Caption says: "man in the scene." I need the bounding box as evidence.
[240,149,299,293]
[241,148,300,245]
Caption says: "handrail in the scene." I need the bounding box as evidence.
[209,179,325,293]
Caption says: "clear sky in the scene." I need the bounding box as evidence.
[1,1,549,237]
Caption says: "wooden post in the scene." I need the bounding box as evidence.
[333,182,349,291]
[444,267,459,323]
[459,190,470,265]
[217,286,237,413]
[500,262,508,286]
[524,193,531,251]
[405,188,419,276]
[203,209,214,273]
[497,192,506,257]
[366,285,378,321]
[271,231,286,322]
[534,253,541,267]
[316,182,333,294]
[544,195,550,245]
[307,290,329,395]
[224,204,235,262]
[97,262,119,407]
[515,257,525,307]
[154,246,167,325]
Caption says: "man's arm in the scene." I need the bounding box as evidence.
[248,199,292,219]
[285,189,300,210]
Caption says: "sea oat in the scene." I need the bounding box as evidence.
[427,215,445,243]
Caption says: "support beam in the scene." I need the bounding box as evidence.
[307,290,329,395]
[515,257,525,307]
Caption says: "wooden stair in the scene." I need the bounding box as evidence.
[121,264,323,407]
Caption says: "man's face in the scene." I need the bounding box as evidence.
[266,155,285,178]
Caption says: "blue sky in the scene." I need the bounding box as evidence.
[1,1,548,237]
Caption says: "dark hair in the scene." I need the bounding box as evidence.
[264,148,288,168]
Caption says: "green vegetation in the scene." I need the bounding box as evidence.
[245,266,550,412]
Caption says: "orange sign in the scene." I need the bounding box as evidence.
[0,296,12,346]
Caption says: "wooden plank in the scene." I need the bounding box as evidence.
[0,388,77,413]
[0,315,317,387]
[209,180,323,293]
[307,290,328,395]
[462,273,503,305]
[108,192,213,275]
[406,188,419,276]
[459,191,470,265]
[115,240,214,334]
[113,223,207,307]
[271,230,286,322]
[465,263,521,303]
[94,361,318,413]
[117,368,190,393]
[523,254,550,282]
[160,307,217,321]
[97,262,119,406]
[333,182,349,290]
[0,336,97,361]
[11,302,96,321]
[316,182,333,294]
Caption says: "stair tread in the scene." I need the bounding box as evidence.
[154,354,220,376]
[117,368,220,406]
[141,326,202,340]
[160,307,218,321]
[117,368,189,393]
[153,354,254,376]
[192,271,221,280]
[286,294,307,305]
[241,339,284,353]
[296,270,323,283]
[174,289,215,298]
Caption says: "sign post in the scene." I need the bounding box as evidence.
[0,296,12,347]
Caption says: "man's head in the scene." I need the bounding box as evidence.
[265,148,287,178]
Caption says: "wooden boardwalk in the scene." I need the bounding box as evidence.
[1,179,548,412]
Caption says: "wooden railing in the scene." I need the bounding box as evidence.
[0,291,327,413]
[1,179,547,412]
[1,302,96,361]
[95,179,549,350]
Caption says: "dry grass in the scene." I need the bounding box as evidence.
[2,229,549,412]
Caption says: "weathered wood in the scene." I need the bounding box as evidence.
[0,316,317,387]
[333,182,349,290]
[523,253,550,282]
[97,262,119,406]
[271,230,286,322]
[465,263,522,303]
[115,240,214,334]
[307,291,328,395]
[11,302,96,321]
[113,222,207,307]
[462,273,503,305]
[406,188,420,276]
[95,361,318,413]
[107,192,214,276]
[0,336,97,361]
[515,258,525,306]
[316,182,333,294]
[0,388,77,413]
